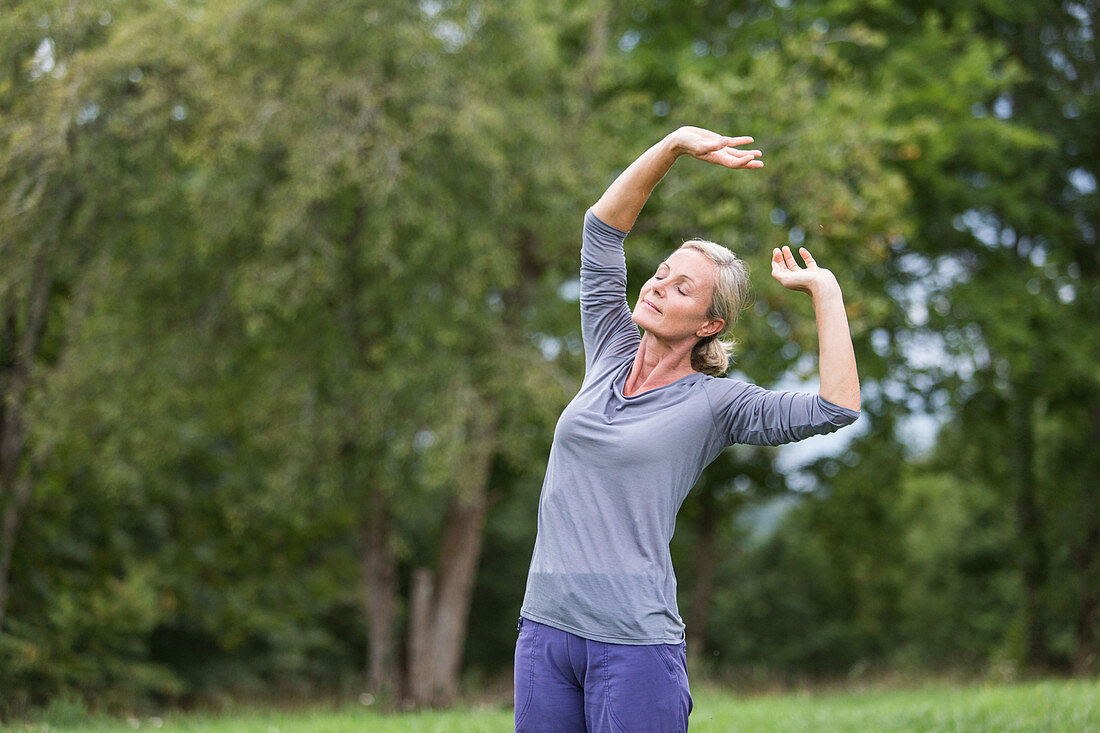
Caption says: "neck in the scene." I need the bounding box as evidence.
[623,333,697,396]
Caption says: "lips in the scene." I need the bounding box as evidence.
[644,299,661,314]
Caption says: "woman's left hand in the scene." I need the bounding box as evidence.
[771,245,838,296]
[771,246,860,410]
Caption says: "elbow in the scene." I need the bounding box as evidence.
[819,392,860,413]
[848,386,862,413]
[820,378,861,413]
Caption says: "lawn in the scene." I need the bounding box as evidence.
[12,677,1098,732]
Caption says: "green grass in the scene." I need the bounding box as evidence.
[691,678,1100,732]
[11,677,1099,732]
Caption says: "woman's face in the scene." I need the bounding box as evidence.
[632,248,723,343]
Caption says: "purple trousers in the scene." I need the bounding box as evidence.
[513,618,693,732]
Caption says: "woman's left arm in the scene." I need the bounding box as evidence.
[771,245,861,411]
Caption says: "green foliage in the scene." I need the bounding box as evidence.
[3,0,610,711]
[892,471,1017,666]
[1,0,1096,714]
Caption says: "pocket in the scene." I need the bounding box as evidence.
[648,643,681,683]
[513,620,538,729]
[603,642,690,732]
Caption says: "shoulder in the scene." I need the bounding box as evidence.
[697,373,757,432]
[699,373,757,404]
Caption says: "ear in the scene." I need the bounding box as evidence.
[696,318,724,339]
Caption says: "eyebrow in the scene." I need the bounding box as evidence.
[660,262,697,286]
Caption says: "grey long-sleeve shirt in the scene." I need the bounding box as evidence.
[519,210,859,645]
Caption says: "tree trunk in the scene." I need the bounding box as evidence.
[404,465,493,707]
[0,473,33,632]
[1008,388,1049,669]
[423,479,491,703]
[687,488,717,666]
[361,491,399,700]
[340,196,405,698]
[0,301,24,632]
[404,396,496,707]
[405,486,491,706]
[0,244,55,632]
[405,567,436,703]
[1072,523,1098,675]
[1072,404,1100,675]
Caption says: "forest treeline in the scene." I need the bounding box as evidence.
[1,0,1096,715]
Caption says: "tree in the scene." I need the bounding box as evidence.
[2,0,619,709]
[874,0,1100,672]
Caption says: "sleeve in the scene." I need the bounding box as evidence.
[709,378,861,447]
[579,209,641,369]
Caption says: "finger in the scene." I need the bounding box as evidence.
[703,136,731,152]
[782,245,798,269]
[725,136,754,146]
[799,247,817,267]
[771,248,786,269]
[727,154,761,168]
[726,154,765,170]
[716,155,763,170]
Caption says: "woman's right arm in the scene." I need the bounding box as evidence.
[591,126,763,232]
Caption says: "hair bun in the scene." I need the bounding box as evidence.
[679,239,750,376]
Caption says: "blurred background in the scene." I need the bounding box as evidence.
[0,0,1096,716]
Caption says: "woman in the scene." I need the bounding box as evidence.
[515,126,861,732]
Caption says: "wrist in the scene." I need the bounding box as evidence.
[808,273,842,300]
[663,130,686,158]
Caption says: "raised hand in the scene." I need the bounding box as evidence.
[591,126,762,231]
[770,245,838,296]
[771,244,859,409]
[668,126,763,170]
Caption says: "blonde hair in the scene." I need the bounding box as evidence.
[678,239,750,377]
